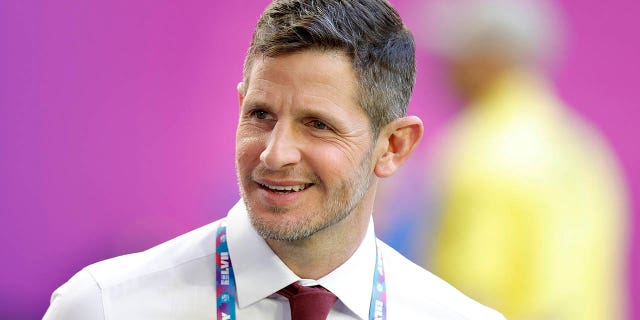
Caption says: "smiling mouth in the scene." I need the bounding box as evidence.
[258,183,314,194]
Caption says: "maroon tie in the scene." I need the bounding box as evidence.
[277,282,338,320]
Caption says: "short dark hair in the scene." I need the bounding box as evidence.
[243,0,416,137]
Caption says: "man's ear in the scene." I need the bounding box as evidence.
[374,116,424,178]
[237,82,245,106]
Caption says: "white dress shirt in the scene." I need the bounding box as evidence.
[44,200,504,319]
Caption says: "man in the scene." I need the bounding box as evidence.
[44,0,504,319]
[420,0,628,319]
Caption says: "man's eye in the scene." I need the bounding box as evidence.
[252,110,269,120]
[310,120,328,130]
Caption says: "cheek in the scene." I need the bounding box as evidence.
[307,143,364,177]
[235,132,264,167]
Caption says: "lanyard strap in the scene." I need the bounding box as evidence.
[215,220,387,320]
[370,243,386,320]
[215,220,237,320]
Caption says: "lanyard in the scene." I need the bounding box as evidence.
[215,220,387,320]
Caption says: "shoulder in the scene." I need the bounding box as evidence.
[44,268,104,319]
[379,241,505,320]
[86,221,218,287]
[44,221,220,319]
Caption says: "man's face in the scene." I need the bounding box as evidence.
[235,50,377,241]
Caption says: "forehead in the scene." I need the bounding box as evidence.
[244,50,362,112]
[247,50,355,92]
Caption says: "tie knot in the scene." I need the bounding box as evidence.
[277,283,337,320]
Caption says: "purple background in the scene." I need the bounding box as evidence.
[1,0,638,319]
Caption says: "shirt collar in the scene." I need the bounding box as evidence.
[317,217,376,320]
[226,200,298,308]
[226,200,377,320]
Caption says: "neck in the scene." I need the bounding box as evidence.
[266,194,374,280]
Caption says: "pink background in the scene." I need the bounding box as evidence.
[1,0,638,318]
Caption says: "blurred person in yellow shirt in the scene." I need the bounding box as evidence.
[420,0,628,319]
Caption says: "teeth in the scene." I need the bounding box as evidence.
[263,184,309,192]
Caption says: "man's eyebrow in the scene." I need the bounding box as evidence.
[301,108,337,122]
[242,99,272,110]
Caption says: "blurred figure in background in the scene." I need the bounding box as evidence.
[421,0,628,319]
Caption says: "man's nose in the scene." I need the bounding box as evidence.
[260,122,302,169]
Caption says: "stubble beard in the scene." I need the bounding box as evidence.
[238,148,374,242]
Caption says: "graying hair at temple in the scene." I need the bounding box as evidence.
[242,0,416,137]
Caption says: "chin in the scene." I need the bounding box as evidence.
[248,212,316,241]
